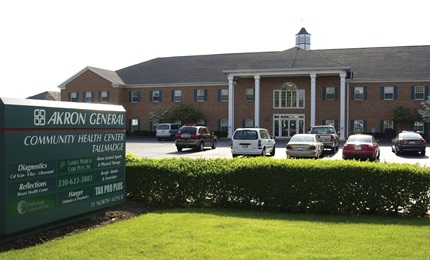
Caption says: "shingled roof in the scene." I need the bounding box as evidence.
[115,45,430,85]
[59,45,430,89]
[316,46,430,82]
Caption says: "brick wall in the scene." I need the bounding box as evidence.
[60,69,429,136]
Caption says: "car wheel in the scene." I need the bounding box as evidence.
[211,140,217,149]
[421,148,426,156]
[393,145,398,155]
[199,142,204,151]
[232,154,238,158]
[332,146,338,154]
[176,146,183,152]
[270,145,275,156]
[261,147,266,156]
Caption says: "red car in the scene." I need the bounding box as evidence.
[342,134,380,161]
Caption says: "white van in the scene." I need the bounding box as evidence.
[156,123,181,141]
[231,128,276,157]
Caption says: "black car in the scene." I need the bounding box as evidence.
[392,131,426,155]
[175,125,217,151]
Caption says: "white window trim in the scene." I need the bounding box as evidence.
[354,87,364,101]
[415,86,425,100]
[326,87,335,101]
[273,89,305,109]
[384,86,394,100]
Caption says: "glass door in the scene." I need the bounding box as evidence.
[273,114,305,138]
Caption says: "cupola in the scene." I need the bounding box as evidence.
[295,27,311,51]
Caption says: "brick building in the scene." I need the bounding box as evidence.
[58,28,430,140]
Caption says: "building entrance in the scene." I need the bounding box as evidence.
[273,114,305,138]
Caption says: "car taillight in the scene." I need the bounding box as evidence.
[258,139,262,149]
[399,140,405,145]
[343,144,351,150]
[175,133,181,138]
[286,145,293,150]
[308,145,316,150]
[421,139,427,145]
[363,144,372,151]
[331,135,335,142]
[190,134,200,139]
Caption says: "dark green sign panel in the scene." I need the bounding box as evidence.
[0,98,126,235]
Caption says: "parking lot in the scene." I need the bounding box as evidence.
[126,137,430,166]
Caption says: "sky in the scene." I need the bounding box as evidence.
[1,0,429,99]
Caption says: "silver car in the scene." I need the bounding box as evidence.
[286,134,324,158]
[231,128,276,157]
[156,123,180,141]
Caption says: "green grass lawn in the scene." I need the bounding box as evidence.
[2,208,429,259]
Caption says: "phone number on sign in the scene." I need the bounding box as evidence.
[58,174,93,188]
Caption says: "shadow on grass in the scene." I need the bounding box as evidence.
[152,207,430,227]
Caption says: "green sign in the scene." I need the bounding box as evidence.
[0,98,126,235]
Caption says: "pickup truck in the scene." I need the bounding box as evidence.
[310,125,340,153]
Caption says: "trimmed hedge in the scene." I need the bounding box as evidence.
[125,156,430,216]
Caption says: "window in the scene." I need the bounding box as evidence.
[273,82,305,109]
[130,91,140,103]
[353,120,364,133]
[173,90,182,102]
[413,86,425,100]
[195,89,206,102]
[196,119,206,125]
[353,87,365,100]
[324,120,335,127]
[219,89,228,102]
[383,86,395,100]
[414,121,424,134]
[131,119,139,132]
[219,119,228,132]
[100,91,109,103]
[245,88,254,101]
[151,122,159,132]
[69,92,78,102]
[383,120,393,131]
[151,91,161,102]
[324,87,336,101]
[243,119,254,128]
[259,129,269,139]
[84,92,93,103]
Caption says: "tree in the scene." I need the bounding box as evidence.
[392,106,421,124]
[419,96,430,123]
[149,105,170,124]
[165,104,205,124]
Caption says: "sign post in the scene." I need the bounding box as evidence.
[0,98,126,235]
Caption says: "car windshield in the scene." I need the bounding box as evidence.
[157,125,170,130]
[311,127,334,134]
[233,130,258,140]
[290,135,314,142]
[347,136,371,143]
[178,127,197,134]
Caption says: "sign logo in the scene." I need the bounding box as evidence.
[34,109,46,126]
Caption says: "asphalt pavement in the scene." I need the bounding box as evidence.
[125,136,430,166]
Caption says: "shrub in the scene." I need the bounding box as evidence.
[126,156,430,216]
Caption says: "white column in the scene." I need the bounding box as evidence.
[310,73,316,127]
[228,75,235,138]
[339,71,346,140]
[254,75,261,128]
